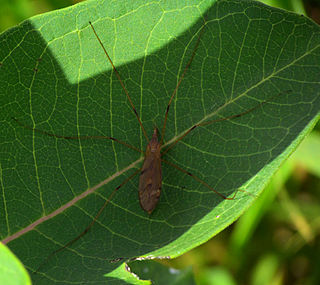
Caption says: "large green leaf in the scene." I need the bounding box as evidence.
[1,0,319,284]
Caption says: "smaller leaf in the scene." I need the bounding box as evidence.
[0,243,31,285]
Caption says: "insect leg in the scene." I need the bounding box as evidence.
[161,90,291,156]
[161,159,236,200]
[89,21,149,143]
[12,117,143,154]
[35,167,141,273]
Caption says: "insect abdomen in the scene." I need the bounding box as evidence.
[138,141,162,214]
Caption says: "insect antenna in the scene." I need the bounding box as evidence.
[89,21,149,143]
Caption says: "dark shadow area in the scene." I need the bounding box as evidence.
[1,2,320,284]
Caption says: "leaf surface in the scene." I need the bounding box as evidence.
[0,243,31,285]
[1,0,320,284]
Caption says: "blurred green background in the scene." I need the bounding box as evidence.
[1,0,319,284]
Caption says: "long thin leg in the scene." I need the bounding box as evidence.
[160,20,207,145]
[161,90,291,156]
[35,167,141,273]
[162,159,237,200]
[89,21,149,142]
[12,117,143,154]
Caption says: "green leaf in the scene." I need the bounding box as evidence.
[0,243,31,285]
[259,0,306,14]
[291,131,320,177]
[198,267,236,285]
[129,260,196,285]
[251,254,280,285]
[1,0,319,284]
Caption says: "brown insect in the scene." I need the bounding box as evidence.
[13,20,282,270]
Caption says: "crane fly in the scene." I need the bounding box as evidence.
[13,20,285,271]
